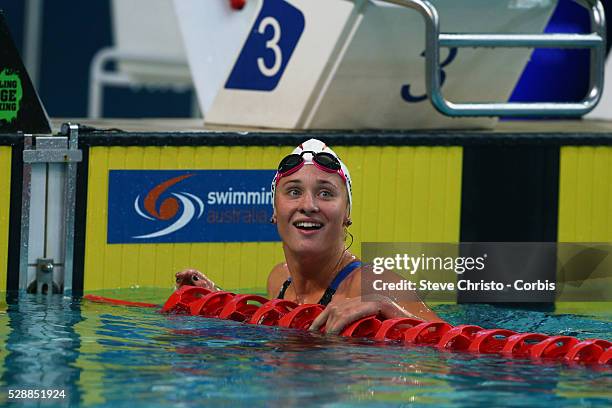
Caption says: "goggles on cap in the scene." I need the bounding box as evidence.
[273,151,347,186]
[271,139,353,215]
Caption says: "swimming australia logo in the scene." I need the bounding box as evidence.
[108,170,279,243]
[132,174,204,239]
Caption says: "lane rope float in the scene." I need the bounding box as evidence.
[84,287,612,367]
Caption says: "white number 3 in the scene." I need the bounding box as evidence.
[257,17,282,77]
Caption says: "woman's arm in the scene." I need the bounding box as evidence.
[177,264,287,295]
[308,266,443,334]
[308,294,443,335]
[363,265,443,321]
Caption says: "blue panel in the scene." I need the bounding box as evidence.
[509,0,595,108]
[107,170,279,243]
[103,88,194,118]
[0,1,25,52]
[225,0,305,91]
[39,0,113,117]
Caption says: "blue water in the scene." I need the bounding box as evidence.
[0,291,610,407]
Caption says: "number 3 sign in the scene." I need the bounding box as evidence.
[225,0,305,91]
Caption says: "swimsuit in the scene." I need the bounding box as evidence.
[276,261,362,306]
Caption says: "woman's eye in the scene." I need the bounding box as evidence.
[319,190,334,198]
[288,189,301,197]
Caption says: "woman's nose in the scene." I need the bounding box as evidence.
[299,192,319,213]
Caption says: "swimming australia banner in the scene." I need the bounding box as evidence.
[107,170,279,243]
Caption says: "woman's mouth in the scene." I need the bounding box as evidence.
[293,221,323,231]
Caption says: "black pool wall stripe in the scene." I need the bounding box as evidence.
[460,145,560,242]
[6,136,22,292]
[72,144,89,297]
[459,145,560,304]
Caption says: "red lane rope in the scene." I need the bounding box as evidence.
[83,294,158,308]
[84,287,612,367]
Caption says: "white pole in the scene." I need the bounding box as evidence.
[23,0,44,89]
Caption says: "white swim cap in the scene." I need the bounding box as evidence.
[271,139,352,213]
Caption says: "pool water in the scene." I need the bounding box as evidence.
[0,290,610,407]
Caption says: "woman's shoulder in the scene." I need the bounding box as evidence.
[336,260,368,297]
[266,262,289,298]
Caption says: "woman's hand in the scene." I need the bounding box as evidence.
[308,294,419,335]
[175,269,217,291]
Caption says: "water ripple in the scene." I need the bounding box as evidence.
[0,292,610,407]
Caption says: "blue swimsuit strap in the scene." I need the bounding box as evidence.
[328,261,362,291]
[277,261,362,306]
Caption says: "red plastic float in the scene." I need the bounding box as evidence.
[278,304,324,330]
[188,291,235,317]
[437,325,483,351]
[501,333,549,357]
[374,318,424,341]
[564,339,612,364]
[218,294,269,322]
[160,286,211,314]
[598,347,612,364]
[341,315,382,338]
[84,286,611,368]
[468,329,517,354]
[248,299,298,326]
[530,336,580,359]
[404,322,453,345]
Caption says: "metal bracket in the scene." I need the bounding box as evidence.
[385,0,607,117]
[26,258,61,295]
[19,124,81,296]
[23,135,82,163]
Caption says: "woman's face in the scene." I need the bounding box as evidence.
[275,165,349,256]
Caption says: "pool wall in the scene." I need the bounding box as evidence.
[66,131,612,297]
[78,142,462,291]
[0,129,610,303]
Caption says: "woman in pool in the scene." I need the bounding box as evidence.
[176,139,442,333]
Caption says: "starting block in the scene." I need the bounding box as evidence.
[174,0,605,129]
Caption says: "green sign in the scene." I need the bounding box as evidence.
[0,68,22,123]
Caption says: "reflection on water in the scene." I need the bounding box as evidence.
[0,292,610,407]
[1,294,82,407]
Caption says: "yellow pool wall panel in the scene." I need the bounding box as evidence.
[84,145,462,291]
[558,146,612,242]
[0,146,11,291]
[556,146,612,315]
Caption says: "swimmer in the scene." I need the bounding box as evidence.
[175,139,442,334]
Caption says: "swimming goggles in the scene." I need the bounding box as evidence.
[274,151,347,185]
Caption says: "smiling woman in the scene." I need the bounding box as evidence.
[176,139,442,334]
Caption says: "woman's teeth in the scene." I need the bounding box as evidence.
[294,221,323,230]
